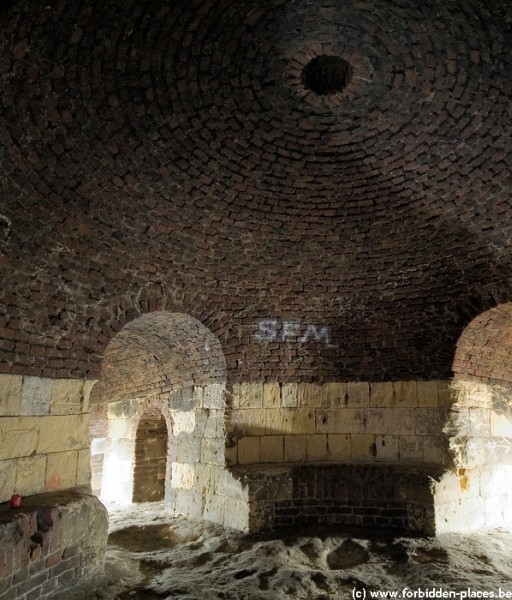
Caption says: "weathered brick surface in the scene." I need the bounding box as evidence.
[0,0,511,560]
[454,304,512,387]
[231,464,441,534]
[93,313,227,404]
[0,491,107,600]
[0,0,510,384]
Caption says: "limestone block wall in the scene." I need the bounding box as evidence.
[169,461,250,531]
[99,383,250,530]
[224,378,512,534]
[89,403,108,497]
[439,379,512,532]
[0,374,93,503]
[100,384,225,501]
[167,384,249,530]
[227,380,451,467]
[446,380,512,468]
[100,396,164,503]
[432,466,512,534]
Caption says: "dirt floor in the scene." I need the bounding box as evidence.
[59,502,512,600]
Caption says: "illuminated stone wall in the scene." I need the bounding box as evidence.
[0,0,510,594]
[227,380,450,467]
[0,373,107,598]
[0,374,93,503]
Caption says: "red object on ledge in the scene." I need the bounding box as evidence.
[10,494,22,508]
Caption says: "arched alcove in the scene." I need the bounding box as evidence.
[98,311,227,403]
[95,311,226,502]
[453,303,512,387]
[89,311,248,529]
[442,303,512,530]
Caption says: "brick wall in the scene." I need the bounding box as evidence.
[1,0,511,387]
[99,312,227,402]
[454,304,512,387]
[244,464,440,534]
[0,491,107,600]
[229,460,512,535]
[0,0,511,546]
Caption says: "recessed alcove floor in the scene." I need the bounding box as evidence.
[51,502,512,599]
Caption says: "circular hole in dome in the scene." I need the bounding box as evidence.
[302,55,353,96]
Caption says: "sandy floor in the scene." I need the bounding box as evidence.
[61,502,512,600]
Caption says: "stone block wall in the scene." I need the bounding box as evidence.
[100,396,161,503]
[169,461,250,531]
[166,383,249,528]
[227,380,451,467]
[0,374,93,503]
[430,465,512,534]
[94,376,512,535]
[100,384,227,501]
[89,403,108,497]
[97,383,250,530]
[446,380,512,468]
[439,379,512,532]
[0,490,108,600]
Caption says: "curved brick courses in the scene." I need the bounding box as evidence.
[96,312,227,402]
[0,0,511,383]
[454,303,512,386]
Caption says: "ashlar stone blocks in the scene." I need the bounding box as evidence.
[0,374,93,503]
[0,374,22,416]
[20,376,52,415]
[445,379,512,469]
[37,415,90,454]
[14,455,47,496]
[0,416,39,460]
[229,380,451,467]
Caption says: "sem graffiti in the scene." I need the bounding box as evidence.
[253,320,332,346]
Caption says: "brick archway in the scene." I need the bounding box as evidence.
[94,311,227,505]
[90,311,249,528]
[442,303,512,530]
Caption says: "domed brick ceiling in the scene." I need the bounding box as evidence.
[0,0,511,381]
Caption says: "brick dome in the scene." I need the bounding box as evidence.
[0,0,511,381]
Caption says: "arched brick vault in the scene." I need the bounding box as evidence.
[0,0,511,382]
[453,303,512,387]
[93,311,227,403]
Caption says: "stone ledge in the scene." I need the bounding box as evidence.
[0,489,108,600]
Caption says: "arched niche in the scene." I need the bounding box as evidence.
[442,303,512,530]
[90,311,240,524]
[97,311,227,402]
